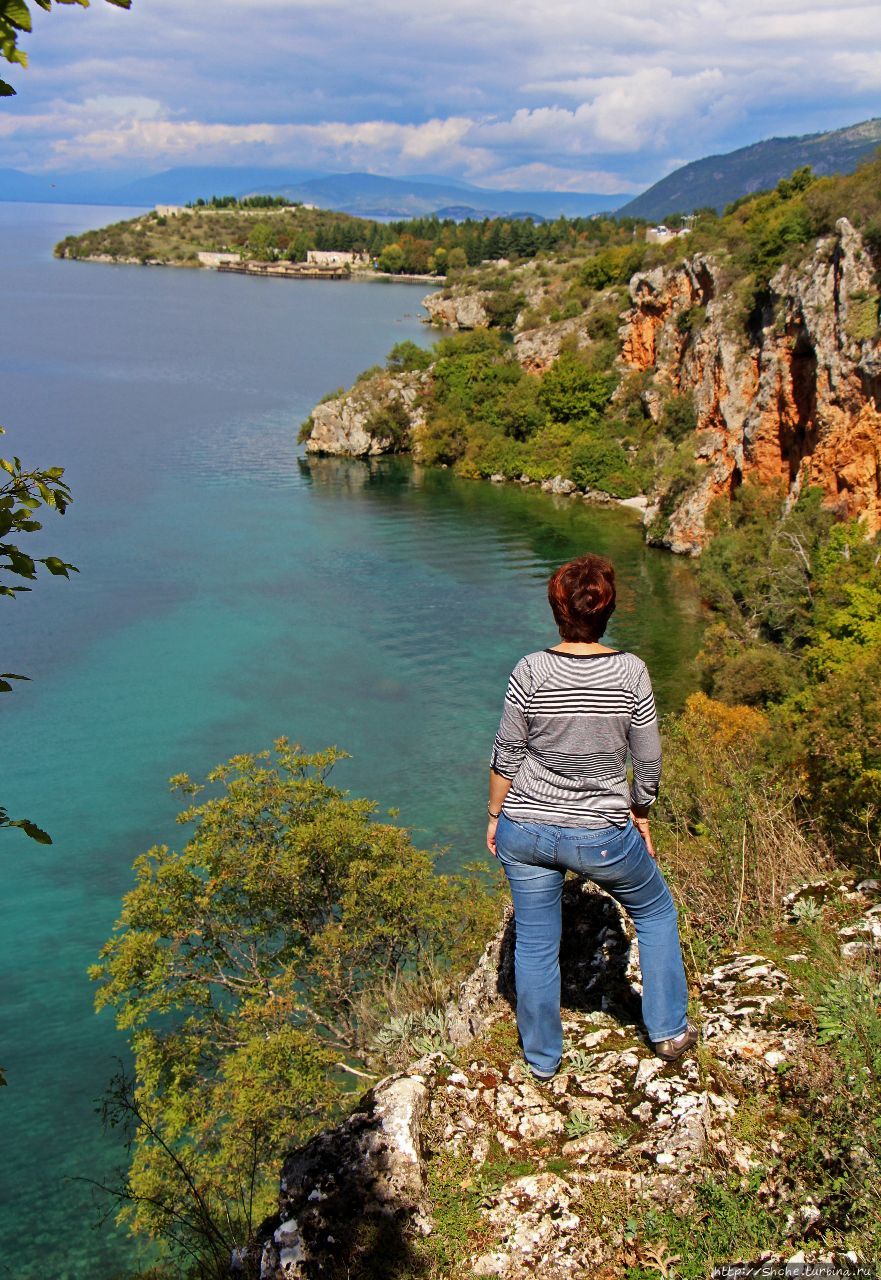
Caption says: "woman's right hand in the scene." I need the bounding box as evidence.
[631,811,656,858]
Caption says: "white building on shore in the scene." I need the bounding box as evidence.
[197,252,242,268]
[306,249,369,267]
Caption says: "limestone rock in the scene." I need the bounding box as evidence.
[244,877,881,1279]
[620,221,881,551]
[304,371,429,458]
[540,475,577,495]
[422,287,492,329]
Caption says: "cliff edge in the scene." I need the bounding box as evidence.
[240,874,881,1279]
[620,217,881,553]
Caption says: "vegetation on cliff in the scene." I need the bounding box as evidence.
[300,153,881,550]
[695,483,881,867]
[89,740,502,1274]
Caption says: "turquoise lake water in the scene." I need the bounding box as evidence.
[0,204,705,1277]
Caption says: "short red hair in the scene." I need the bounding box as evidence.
[547,554,616,642]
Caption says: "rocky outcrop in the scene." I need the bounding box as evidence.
[422,288,493,330]
[514,315,595,374]
[242,874,881,1279]
[304,372,429,458]
[621,219,881,552]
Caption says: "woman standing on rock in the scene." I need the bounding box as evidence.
[487,553,698,1081]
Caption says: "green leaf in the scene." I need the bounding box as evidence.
[7,548,36,577]
[0,79,13,96]
[0,673,30,692]
[10,819,52,844]
[2,0,32,33]
[42,555,71,577]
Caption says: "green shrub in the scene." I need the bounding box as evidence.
[658,391,698,441]
[676,304,706,335]
[538,352,616,423]
[570,436,632,493]
[365,399,411,451]
[483,288,525,329]
[386,340,433,373]
[845,291,880,343]
[579,245,646,290]
[491,377,545,441]
[586,295,626,342]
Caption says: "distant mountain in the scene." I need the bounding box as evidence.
[618,118,881,220]
[106,165,323,205]
[432,204,547,223]
[0,168,96,203]
[0,165,325,206]
[0,164,627,219]
[262,172,624,219]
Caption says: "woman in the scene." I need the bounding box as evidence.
[487,553,698,1081]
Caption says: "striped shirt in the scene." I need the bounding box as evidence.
[490,648,662,828]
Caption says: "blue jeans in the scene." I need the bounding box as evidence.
[494,810,689,1075]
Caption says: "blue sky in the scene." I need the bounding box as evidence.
[2,0,880,191]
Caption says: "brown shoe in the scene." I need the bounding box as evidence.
[654,1021,699,1062]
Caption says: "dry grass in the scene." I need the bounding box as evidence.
[655,694,831,958]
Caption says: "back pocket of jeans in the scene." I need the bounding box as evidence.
[574,830,626,875]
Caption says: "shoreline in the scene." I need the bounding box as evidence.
[303,444,652,525]
[55,251,444,286]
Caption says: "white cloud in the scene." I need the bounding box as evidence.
[471,69,730,156]
[1,0,879,191]
[476,162,640,194]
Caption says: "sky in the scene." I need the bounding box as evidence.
[1,0,880,193]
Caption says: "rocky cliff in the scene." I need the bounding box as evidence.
[302,219,880,554]
[303,371,430,457]
[240,874,881,1279]
[621,218,881,553]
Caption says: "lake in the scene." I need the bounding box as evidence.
[0,203,704,1277]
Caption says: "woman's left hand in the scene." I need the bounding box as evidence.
[487,817,499,857]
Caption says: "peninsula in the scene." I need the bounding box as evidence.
[52,196,604,281]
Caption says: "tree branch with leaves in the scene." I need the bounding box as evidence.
[0,0,131,96]
[0,429,78,842]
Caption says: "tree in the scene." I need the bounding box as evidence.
[287,229,312,263]
[538,352,617,423]
[246,222,276,262]
[88,738,500,1273]
[0,0,131,96]
[377,242,404,274]
[0,431,77,842]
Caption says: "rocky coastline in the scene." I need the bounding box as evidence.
[302,217,881,555]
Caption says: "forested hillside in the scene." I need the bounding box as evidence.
[54,201,645,275]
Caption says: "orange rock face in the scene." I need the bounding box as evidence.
[619,222,881,550]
